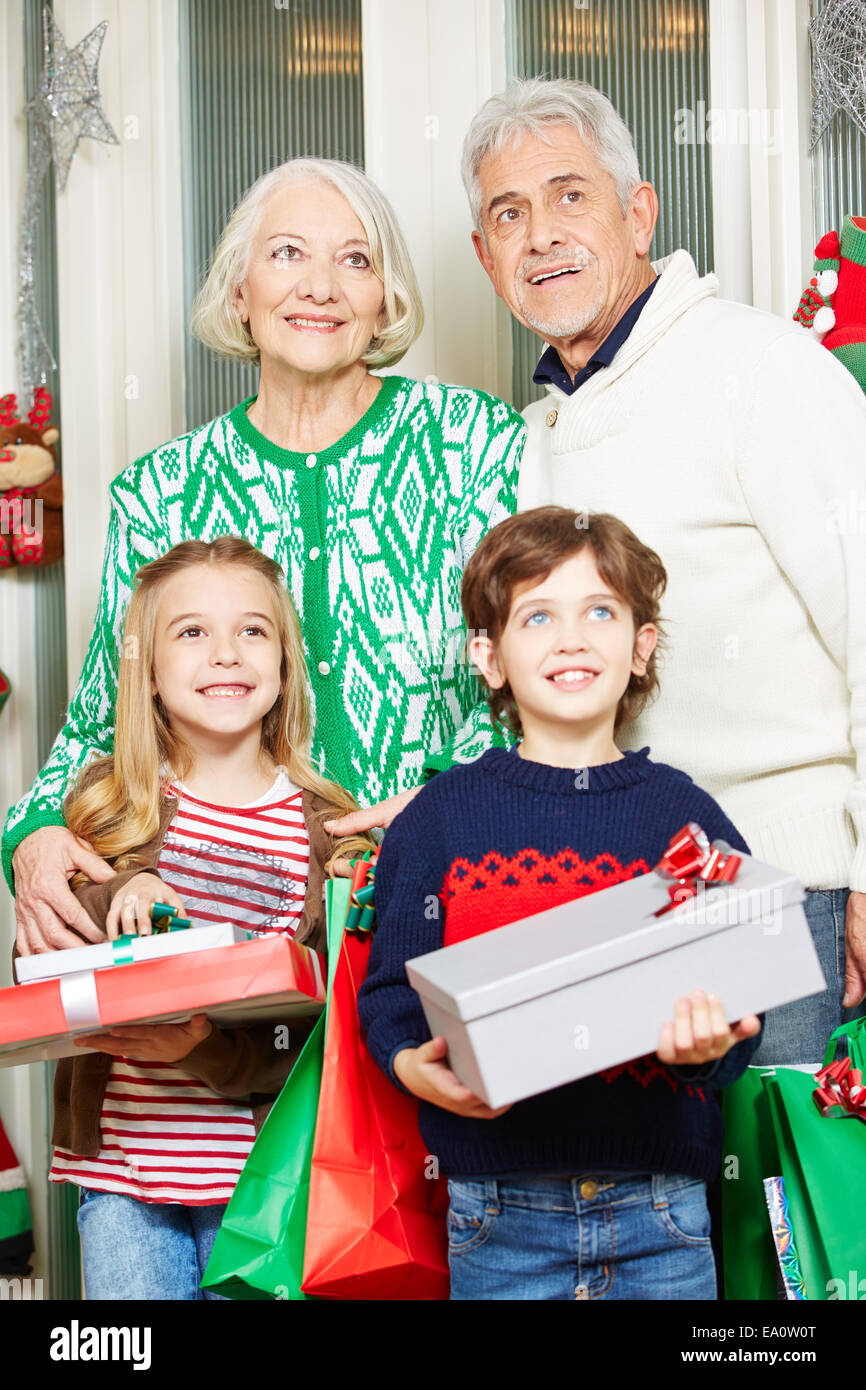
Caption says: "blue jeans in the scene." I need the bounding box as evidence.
[751,887,865,1065]
[447,1172,716,1301]
[77,1188,227,1300]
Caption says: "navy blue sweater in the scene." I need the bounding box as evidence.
[358,746,763,1183]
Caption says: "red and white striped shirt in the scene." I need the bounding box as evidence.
[50,770,310,1204]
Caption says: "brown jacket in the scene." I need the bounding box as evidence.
[52,788,337,1157]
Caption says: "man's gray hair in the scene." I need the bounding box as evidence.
[462,77,642,235]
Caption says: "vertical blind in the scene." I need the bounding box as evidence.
[22,0,77,1303]
[178,0,365,428]
[505,0,713,408]
[810,0,866,246]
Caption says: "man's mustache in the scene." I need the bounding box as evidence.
[518,246,596,284]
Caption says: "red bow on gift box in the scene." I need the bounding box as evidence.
[812,1056,866,1121]
[652,823,742,917]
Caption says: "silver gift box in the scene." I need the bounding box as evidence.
[405,853,826,1108]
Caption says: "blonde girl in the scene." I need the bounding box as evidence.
[50,536,372,1300]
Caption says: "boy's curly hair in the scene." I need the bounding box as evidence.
[461,507,667,738]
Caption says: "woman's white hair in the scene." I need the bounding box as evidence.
[462,77,642,237]
[191,157,423,369]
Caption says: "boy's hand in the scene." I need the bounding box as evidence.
[74,1014,213,1063]
[656,989,760,1067]
[393,1037,512,1120]
[105,874,185,940]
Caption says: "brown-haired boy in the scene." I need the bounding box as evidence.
[359,506,761,1301]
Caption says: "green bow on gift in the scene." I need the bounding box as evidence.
[346,853,378,935]
[150,902,192,931]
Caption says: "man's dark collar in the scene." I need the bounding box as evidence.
[532,276,658,397]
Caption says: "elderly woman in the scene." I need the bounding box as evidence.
[4,158,525,952]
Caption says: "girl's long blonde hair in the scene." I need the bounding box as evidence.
[65,537,375,876]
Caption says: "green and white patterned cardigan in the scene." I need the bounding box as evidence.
[2,375,525,890]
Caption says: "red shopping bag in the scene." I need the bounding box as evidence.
[300,928,449,1300]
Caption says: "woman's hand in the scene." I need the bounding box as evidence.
[74,1014,213,1063]
[105,873,185,941]
[323,784,422,839]
[656,989,761,1067]
[12,826,115,955]
[393,1036,511,1120]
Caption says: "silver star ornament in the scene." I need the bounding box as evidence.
[28,7,119,193]
[809,0,866,149]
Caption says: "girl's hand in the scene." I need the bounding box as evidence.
[105,874,185,941]
[74,1014,213,1063]
[393,1036,512,1119]
[656,989,761,1067]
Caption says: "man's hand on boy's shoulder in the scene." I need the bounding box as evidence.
[656,989,760,1068]
[393,1037,512,1120]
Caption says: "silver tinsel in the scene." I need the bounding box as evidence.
[17,8,118,402]
[809,0,866,149]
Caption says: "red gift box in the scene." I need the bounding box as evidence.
[0,936,325,1068]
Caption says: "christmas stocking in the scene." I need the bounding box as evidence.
[0,1117,33,1276]
[0,667,9,716]
[822,215,866,391]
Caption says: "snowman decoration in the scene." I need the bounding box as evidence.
[793,231,841,340]
[793,219,866,392]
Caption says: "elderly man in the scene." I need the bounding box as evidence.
[462,76,866,1065]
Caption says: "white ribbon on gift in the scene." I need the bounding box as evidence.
[59,972,102,1031]
[55,936,325,1032]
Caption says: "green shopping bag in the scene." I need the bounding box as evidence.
[721,1066,781,1301]
[201,878,350,1300]
[722,1019,866,1301]
[766,1020,866,1300]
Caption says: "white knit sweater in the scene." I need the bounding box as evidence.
[519,250,866,891]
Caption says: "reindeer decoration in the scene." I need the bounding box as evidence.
[0,388,63,568]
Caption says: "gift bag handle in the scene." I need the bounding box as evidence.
[822,1016,866,1070]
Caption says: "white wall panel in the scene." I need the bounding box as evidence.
[362,0,511,399]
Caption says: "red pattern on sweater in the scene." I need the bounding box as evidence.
[440,846,703,1100]
[441,846,652,945]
